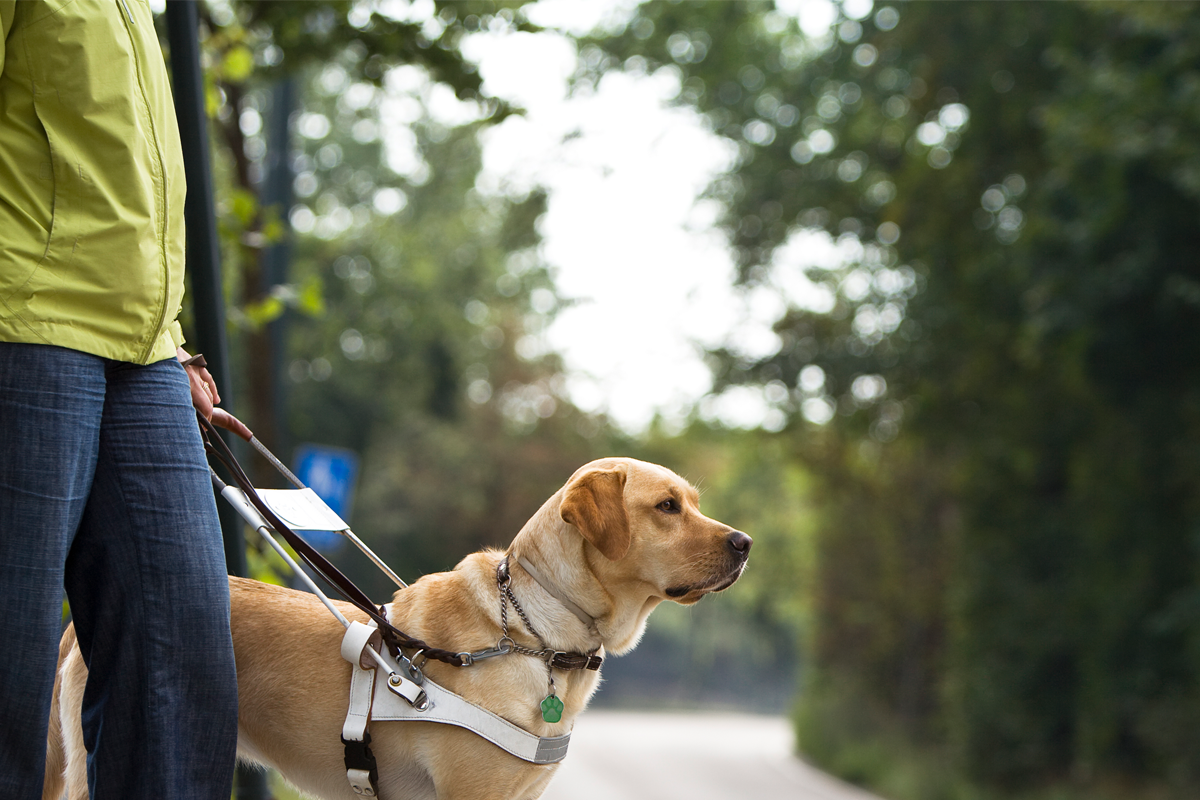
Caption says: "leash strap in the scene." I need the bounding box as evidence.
[202,414,603,673]
[198,414,469,668]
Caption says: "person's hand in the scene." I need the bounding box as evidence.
[177,347,253,441]
[178,346,219,415]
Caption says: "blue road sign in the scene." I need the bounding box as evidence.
[292,444,360,551]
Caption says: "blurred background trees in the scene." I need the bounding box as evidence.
[163,2,1200,799]
[593,2,1200,798]
[171,0,613,593]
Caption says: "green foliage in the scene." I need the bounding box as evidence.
[632,422,813,633]
[253,19,617,589]
[168,2,818,792]
[592,423,810,712]
[179,0,620,595]
[593,1,1200,796]
[168,2,1200,796]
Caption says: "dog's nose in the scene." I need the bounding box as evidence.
[727,530,752,556]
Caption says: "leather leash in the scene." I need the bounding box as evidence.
[198,413,469,668]
[199,413,603,674]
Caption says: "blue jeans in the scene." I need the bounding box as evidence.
[0,343,238,799]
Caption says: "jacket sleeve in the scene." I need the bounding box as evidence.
[168,319,185,350]
[0,1,16,79]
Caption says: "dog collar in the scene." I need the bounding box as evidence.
[495,558,603,668]
[512,555,602,640]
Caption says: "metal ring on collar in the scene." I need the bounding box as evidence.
[405,653,426,684]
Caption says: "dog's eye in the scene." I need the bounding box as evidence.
[657,499,681,514]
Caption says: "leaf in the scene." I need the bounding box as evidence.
[222,45,255,83]
[243,295,285,329]
[297,275,326,317]
[230,189,258,227]
[261,218,286,245]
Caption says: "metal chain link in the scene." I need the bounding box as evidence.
[497,559,558,694]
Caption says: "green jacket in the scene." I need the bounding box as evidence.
[0,0,186,364]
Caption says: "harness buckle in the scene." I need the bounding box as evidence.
[341,733,380,797]
[545,651,604,671]
[386,671,429,710]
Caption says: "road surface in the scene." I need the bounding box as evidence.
[541,711,886,800]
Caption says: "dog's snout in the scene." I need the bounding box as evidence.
[726,530,752,556]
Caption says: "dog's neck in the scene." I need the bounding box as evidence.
[502,547,600,653]
[512,555,600,643]
[508,496,662,656]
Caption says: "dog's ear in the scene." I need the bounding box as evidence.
[560,467,630,561]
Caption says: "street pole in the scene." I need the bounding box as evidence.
[262,77,295,462]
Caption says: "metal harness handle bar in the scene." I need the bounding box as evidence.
[198,413,471,669]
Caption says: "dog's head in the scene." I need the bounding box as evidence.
[558,458,751,609]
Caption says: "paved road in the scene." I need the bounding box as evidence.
[541,711,885,800]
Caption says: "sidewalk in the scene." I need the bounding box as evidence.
[541,710,886,800]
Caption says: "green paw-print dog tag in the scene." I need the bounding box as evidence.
[540,694,564,723]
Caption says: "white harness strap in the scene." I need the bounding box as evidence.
[342,621,381,742]
[370,662,572,764]
[341,621,383,797]
[339,621,571,790]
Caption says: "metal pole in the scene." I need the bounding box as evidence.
[164,4,268,798]
[262,78,295,462]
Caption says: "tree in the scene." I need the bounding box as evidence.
[177,0,531,455]
[282,107,611,587]
[591,1,1200,795]
[190,1,626,595]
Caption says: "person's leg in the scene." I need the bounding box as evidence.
[65,356,238,800]
[0,343,106,798]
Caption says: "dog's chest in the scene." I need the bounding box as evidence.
[377,756,436,800]
[277,749,434,800]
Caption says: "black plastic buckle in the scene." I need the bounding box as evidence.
[342,731,380,796]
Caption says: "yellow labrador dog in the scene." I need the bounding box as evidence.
[44,457,751,800]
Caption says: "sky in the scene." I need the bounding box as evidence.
[393,0,854,432]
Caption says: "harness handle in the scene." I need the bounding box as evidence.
[198,413,471,668]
